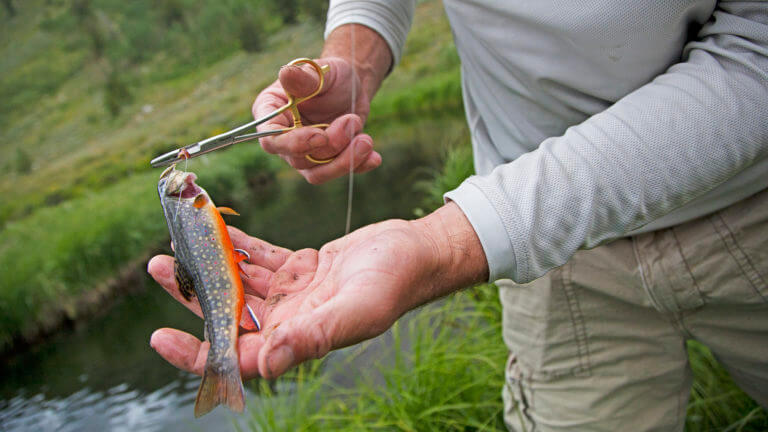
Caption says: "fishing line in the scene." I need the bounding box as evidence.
[344,24,356,236]
[173,153,190,223]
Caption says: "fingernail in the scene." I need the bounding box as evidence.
[355,139,372,157]
[308,133,327,149]
[266,345,294,378]
[147,257,168,278]
[149,330,160,350]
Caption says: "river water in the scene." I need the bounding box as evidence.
[0,117,468,431]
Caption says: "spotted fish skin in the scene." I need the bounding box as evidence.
[157,166,245,418]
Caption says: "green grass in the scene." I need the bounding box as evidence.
[242,286,508,432]
[687,341,768,431]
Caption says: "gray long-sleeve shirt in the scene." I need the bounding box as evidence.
[326,0,768,283]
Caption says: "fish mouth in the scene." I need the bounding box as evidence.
[161,166,202,199]
[172,173,202,199]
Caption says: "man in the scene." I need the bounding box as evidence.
[148,1,768,430]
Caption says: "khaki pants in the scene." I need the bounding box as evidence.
[500,188,768,432]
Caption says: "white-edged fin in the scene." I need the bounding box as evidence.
[234,248,250,263]
[245,304,261,332]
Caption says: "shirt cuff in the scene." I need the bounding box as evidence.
[324,0,414,67]
[444,180,517,283]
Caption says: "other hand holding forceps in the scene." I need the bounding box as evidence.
[151,57,381,182]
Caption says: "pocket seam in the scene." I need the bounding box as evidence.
[506,354,536,431]
[560,262,592,377]
[710,213,768,303]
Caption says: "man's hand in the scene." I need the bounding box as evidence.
[252,24,392,184]
[147,202,488,379]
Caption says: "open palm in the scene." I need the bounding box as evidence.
[148,220,438,380]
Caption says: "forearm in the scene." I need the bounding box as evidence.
[322,24,392,102]
[409,202,489,306]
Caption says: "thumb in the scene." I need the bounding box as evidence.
[257,308,332,379]
[278,61,324,98]
[256,292,390,378]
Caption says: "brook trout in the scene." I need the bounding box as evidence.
[157,165,253,417]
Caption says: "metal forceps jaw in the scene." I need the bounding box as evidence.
[150,58,331,168]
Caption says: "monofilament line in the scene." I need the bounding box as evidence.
[173,156,189,223]
[344,25,356,236]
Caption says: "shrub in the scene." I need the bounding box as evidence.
[104,70,132,117]
[237,15,264,53]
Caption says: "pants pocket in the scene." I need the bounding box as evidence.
[503,353,535,432]
[499,263,591,380]
[710,188,768,302]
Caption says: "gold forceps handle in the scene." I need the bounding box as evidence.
[253,57,334,164]
[272,58,330,131]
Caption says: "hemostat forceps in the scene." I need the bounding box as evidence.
[150,58,331,168]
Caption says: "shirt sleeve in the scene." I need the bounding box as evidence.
[445,1,768,283]
[324,0,415,67]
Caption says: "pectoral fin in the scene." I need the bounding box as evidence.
[193,194,209,209]
[174,259,196,302]
[233,248,250,264]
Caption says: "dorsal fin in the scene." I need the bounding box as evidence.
[217,206,240,216]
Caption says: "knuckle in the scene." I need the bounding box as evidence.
[295,248,318,260]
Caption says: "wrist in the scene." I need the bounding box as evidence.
[410,202,489,297]
[322,24,391,102]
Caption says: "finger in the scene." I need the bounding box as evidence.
[305,114,363,160]
[269,248,318,294]
[239,262,272,298]
[228,226,292,272]
[354,151,383,174]
[150,328,208,376]
[300,135,375,185]
[252,90,291,125]
[238,332,267,380]
[266,126,329,157]
[286,131,377,171]
[147,255,203,318]
[279,63,323,98]
[253,87,292,155]
[253,303,340,379]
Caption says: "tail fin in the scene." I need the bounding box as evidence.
[194,354,245,418]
